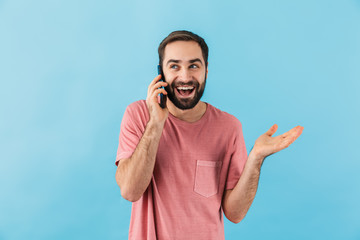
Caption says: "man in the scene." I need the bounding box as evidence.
[115,30,303,239]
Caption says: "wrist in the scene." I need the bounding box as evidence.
[247,150,265,168]
[147,118,166,131]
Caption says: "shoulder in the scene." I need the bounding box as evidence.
[126,99,147,112]
[124,100,149,124]
[125,100,148,115]
[206,102,242,128]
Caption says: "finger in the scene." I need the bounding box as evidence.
[150,81,168,93]
[282,125,304,138]
[149,85,168,101]
[265,124,278,137]
[148,91,166,108]
[278,126,304,149]
[281,134,298,148]
[150,88,168,101]
[277,138,292,150]
[147,75,163,93]
[148,77,168,97]
[152,74,162,83]
[296,126,304,136]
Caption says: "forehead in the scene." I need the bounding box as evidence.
[163,41,204,62]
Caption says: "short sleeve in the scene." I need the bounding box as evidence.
[115,102,148,166]
[225,120,248,190]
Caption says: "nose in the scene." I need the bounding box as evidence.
[178,68,192,82]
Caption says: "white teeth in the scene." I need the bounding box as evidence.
[177,86,194,90]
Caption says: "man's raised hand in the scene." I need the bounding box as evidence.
[252,124,304,160]
[146,75,169,125]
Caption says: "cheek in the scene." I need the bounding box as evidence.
[163,72,175,83]
[196,70,206,78]
[165,79,174,87]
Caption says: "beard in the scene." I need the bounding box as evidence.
[164,73,207,110]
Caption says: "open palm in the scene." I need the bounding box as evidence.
[252,124,304,159]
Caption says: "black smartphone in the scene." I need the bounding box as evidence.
[157,65,167,108]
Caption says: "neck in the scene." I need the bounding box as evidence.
[166,100,207,123]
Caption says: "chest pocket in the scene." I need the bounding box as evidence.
[194,160,222,197]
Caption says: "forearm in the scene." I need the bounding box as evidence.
[116,119,165,202]
[223,151,264,223]
[223,124,304,223]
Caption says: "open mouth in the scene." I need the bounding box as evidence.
[175,86,195,98]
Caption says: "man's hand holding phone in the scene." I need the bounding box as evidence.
[146,74,169,125]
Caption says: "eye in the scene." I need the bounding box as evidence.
[189,64,199,69]
[170,65,178,69]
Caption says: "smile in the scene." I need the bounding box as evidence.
[176,86,195,97]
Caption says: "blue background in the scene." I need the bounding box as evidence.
[1,0,359,239]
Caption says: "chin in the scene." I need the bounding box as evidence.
[170,97,201,110]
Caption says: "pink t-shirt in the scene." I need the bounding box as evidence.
[116,100,247,240]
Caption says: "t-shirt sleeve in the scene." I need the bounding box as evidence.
[225,119,248,190]
[115,103,144,166]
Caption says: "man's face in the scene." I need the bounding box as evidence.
[162,41,208,110]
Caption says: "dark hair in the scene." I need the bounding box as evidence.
[158,30,209,67]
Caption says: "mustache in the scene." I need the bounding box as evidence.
[171,80,199,87]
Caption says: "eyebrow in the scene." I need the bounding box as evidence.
[166,58,203,66]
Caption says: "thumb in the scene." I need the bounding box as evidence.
[265,124,278,136]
